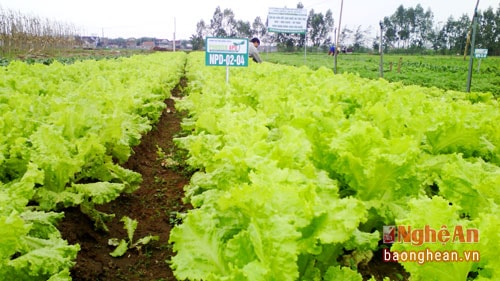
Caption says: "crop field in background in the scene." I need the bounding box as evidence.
[263,52,500,96]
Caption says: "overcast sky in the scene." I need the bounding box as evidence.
[1,0,498,39]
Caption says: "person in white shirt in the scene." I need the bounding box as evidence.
[249,37,262,63]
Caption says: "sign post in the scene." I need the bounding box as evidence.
[474,48,488,73]
[205,37,249,83]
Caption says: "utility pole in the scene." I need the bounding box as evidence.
[173,17,176,52]
[334,0,344,74]
[466,0,480,92]
[333,27,337,49]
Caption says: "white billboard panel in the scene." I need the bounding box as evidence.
[267,8,308,34]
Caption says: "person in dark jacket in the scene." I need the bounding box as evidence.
[249,37,262,63]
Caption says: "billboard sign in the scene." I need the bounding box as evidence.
[267,8,308,34]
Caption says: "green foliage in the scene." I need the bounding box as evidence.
[0,52,187,279]
[1,52,186,210]
[109,216,159,257]
[390,196,499,281]
[0,165,79,281]
[169,52,499,280]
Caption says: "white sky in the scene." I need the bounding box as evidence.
[1,1,498,39]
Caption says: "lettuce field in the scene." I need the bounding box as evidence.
[1,51,499,281]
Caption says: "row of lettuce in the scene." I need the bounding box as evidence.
[169,53,500,280]
[0,52,186,280]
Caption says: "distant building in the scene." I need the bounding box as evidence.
[78,36,99,49]
[141,41,155,49]
[158,39,170,49]
[74,36,193,50]
[167,40,192,51]
[126,38,137,49]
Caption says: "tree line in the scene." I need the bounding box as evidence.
[192,2,500,55]
[381,4,500,55]
[190,3,336,51]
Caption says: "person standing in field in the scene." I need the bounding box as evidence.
[328,45,335,56]
[249,37,263,63]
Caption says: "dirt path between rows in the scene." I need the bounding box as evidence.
[57,74,408,281]
[59,79,190,281]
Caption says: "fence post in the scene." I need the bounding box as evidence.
[379,21,384,78]
[466,0,480,93]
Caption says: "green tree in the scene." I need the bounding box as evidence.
[420,7,434,47]
[352,25,370,51]
[442,15,470,54]
[210,6,225,36]
[235,20,252,38]
[190,20,206,50]
[383,4,434,50]
[393,5,410,48]
[220,8,237,37]
[307,9,334,47]
[495,3,500,55]
[428,21,447,53]
[338,26,352,49]
[251,16,267,38]
[382,3,500,55]
[382,16,398,49]
[477,6,499,54]
[324,9,335,46]
[409,4,434,48]
[209,7,237,37]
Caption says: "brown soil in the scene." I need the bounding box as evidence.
[58,80,191,281]
[359,248,410,281]
[57,75,409,281]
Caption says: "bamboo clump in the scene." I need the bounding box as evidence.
[0,7,82,56]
